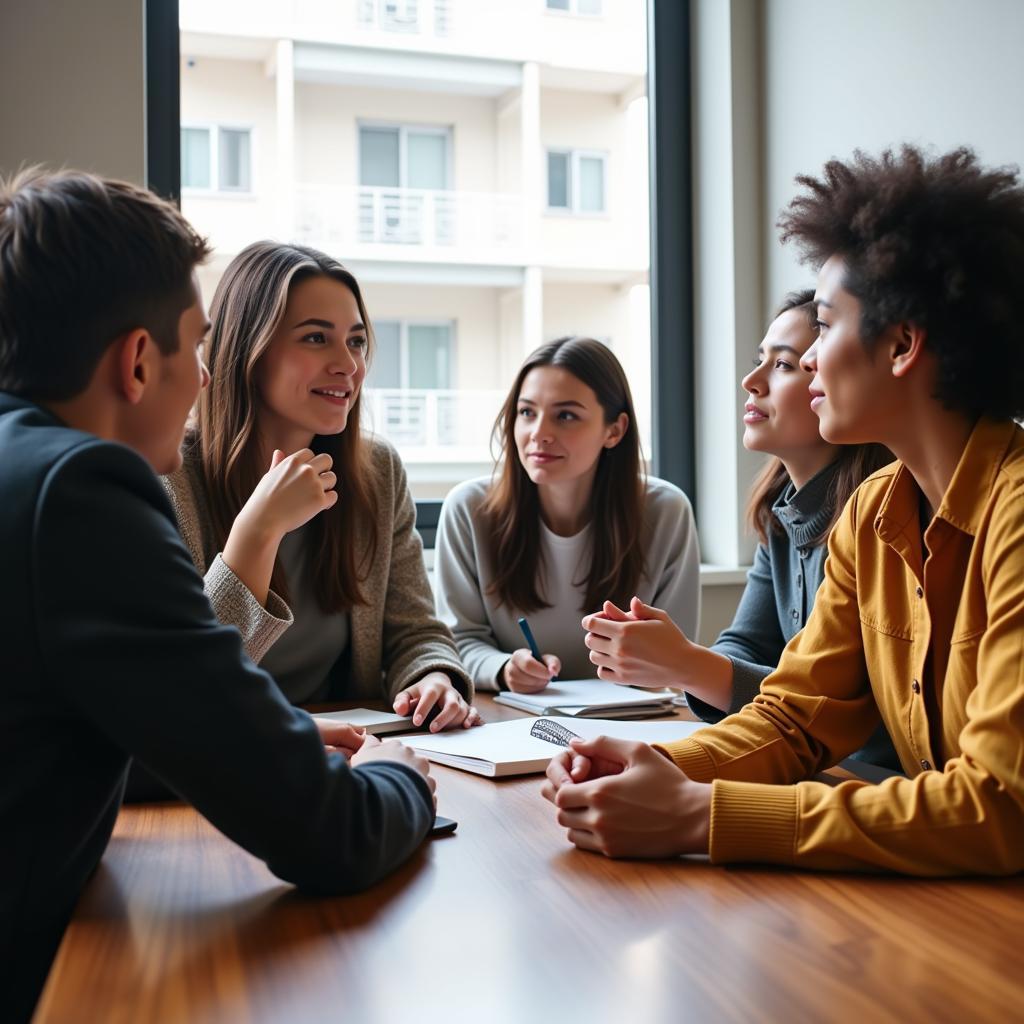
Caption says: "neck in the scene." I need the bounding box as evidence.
[41,391,120,446]
[256,413,316,463]
[537,470,597,537]
[777,444,839,492]
[883,406,976,515]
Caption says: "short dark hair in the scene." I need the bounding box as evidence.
[777,145,1024,421]
[0,167,210,400]
[775,288,817,330]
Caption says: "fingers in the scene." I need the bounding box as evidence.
[566,828,604,854]
[506,649,554,693]
[462,706,484,728]
[314,721,366,751]
[429,692,466,732]
[543,654,561,677]
[629,596,669,623]
[393,691,412,716]
[602,600,632,622]
[584,632,614,656]
[270,448,286,468]
[568,734,634,765]
[581,613,622,638]
[545,751,576,791]
[570,753,592,781]
[411,686,443,727]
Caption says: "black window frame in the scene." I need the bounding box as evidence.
[146,0,695,546]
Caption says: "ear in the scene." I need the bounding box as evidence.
[115,329,154,404]
[604,411,629,449]
[889,321,927,379]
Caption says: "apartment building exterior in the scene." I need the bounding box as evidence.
[179,0,651,496]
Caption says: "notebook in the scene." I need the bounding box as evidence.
[399,715,705,778]
[493,678,675,719]
[311,708,415,736]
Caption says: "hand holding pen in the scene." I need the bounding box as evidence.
[501,617,561,694]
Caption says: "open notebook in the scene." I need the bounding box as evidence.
[494,679,676,719]
[399,716,705,778]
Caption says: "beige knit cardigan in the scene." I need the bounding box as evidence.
[162,434,472,705]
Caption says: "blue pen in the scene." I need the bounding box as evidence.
[517,616,557,681]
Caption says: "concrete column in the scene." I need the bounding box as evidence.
[274,38,295,240]
[522,265,543,355]
[520,60,541,258]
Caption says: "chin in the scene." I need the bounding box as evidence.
[742,426,771,453]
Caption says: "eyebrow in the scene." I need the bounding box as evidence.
[292,318,367,334]
[813,296,833,309]
[517,398,587,409]
[756,343,802,357]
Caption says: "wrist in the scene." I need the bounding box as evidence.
[227,512,281,563]
[676,779,712,855]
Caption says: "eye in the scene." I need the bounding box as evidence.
[517,406,535,418]
[557,410,578,421]
[348,335,368,351]
[302,331,327,345]
[815,319,830,334]
[774,359,793,371]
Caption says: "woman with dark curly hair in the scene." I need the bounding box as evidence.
[543,145,1024,876]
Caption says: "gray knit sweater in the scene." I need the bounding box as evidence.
[162,434,472,705]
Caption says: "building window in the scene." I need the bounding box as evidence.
[546,149,607,214]
[181,125,252,193]
[546,0,603,15]
[369,320,454,390]
[358,123,453,243]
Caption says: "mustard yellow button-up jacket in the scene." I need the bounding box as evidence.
[659,418,1024,875]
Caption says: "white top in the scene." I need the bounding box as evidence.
[434,475,701,689]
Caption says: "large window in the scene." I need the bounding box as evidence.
[369,321,454,390]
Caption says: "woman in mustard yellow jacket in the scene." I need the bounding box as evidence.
[542,145,1024,876]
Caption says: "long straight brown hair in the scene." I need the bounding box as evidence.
[196,241,378,612]
[747,289,892,545]
[481,336,645,615]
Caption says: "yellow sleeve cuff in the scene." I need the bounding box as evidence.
[709,779,799,865]
[653,737,717,782]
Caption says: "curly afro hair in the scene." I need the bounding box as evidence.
[777,145,1024,421]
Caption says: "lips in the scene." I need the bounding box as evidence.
[808,386,826,412]
[527,451,563,463]
[743,402,768,423]
[312,386,353,405]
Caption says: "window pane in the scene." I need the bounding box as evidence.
[219,128,251,190]
[547,151,569,208]
[181,127,210,189]
[546,0,570,9]
[369,320,401,387]
[407,132,447,190]
[578,0,602,14]
[360,127,400,187]
[408,324,451,389]
[578,155,604,212]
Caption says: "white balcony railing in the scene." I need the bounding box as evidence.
[362,388,505,455]
[295,185,524,251]
[357,0,452,36]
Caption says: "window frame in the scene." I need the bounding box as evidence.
[544,0,604,17]
[544,147,608,216]
[368,318,457,391]
[179,122,255,197]
[356,121,454,192]
[151,0,694,545]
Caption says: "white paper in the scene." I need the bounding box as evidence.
[494,678,672,716]
[312,708,414,736]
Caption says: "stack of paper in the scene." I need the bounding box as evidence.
[494,679,675,719]
[399,715,705,778]
[311,708,415,736]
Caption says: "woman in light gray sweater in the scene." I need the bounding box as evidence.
[435,336,701,692]
[165,241,477,731]
[582,290,899,767]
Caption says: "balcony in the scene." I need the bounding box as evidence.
[295,185,524,255]
[362,387,505,459]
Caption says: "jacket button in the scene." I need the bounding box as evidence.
[920,759,932,771]
[916,586,924,598]
[912,679,920,693]
[791,609,799,619]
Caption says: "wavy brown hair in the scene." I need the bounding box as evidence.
[196,241,378,612]
[747,289,892,545]
[481,337,645,615]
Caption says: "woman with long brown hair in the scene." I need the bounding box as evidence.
[582,290,898,766]
[434,336,700,691]
[163,241,478,730]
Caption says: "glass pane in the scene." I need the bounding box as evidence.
[578,0,602,13]
[408,324,451,390]
[181,127,210,189]
[219,129,251,190]
[546,0,570,9]
[369,320,401,388]
[407,132,447,190]
[360,127,400,187]
[578,155,604,212]
[547,151,569,208]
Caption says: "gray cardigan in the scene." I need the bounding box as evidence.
[687,461,899,770]
[162,434,472,705]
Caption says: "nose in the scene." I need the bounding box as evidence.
[741,362,765,396]
[328,343,359,376]
[800,338,819,374]
[530,413,554,445]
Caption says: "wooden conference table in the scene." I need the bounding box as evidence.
[35,697,1024,1024]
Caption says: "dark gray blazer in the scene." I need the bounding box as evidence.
[0,394,433,1023]
[686,460,899,769]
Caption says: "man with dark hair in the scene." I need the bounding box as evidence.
[0,169,437,1022]
[543,145,1024,876]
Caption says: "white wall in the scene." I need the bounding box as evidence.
[763,0,1024,311]
[0,0,145,182]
